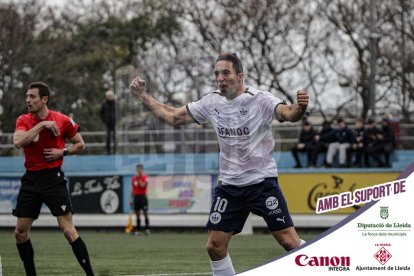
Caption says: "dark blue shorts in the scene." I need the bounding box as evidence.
[206,177,294,234]
[12,167,72,220]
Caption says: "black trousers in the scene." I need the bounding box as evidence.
[105,126,116,154]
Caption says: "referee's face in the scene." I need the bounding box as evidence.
[214,60,244,99]
[26,88,47,114]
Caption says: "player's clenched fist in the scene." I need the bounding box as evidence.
[129,77,146,99]
[296,90,309,109]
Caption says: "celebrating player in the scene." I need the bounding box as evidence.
[12,82,95,276]
[130,52,308,276]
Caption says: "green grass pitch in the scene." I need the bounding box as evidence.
[0,229,320,275]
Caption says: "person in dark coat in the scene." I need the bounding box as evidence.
[366,118,396,167]
[348,118,365,167]
[291,120,316,168]
[326,118,355,167]
[100,90,116,154]
[308,120,336,167]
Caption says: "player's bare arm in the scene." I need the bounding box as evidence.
[43,132,85,162]
[13,121,60,149]
[129,77,193,126]
[275,90,309,122]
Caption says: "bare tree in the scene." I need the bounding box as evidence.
[379,0,414,123]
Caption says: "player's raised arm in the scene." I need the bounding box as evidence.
[129,77,194,126]
[275,90,309,122]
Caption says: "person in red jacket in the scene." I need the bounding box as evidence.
[130,164,150,235]
[12,82,94,276]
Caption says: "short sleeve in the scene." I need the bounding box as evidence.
[15,116,28,131]
[260,92,285,120]
[186,94,212,125]
[63,115,79,139]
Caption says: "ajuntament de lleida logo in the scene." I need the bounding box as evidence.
[380,206,389,219]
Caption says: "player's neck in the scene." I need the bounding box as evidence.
[226,85,246,100]
[34,107,49,120]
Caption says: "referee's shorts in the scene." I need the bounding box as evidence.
[12,167,73,219]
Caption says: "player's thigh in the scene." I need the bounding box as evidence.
[142,196,149,211]
[134,195,147,211]
[248,178,294,231]
[206,185,249,234]
[12,174,43,219]
[42,172,73,216]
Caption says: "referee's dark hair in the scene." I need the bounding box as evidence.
[216,52,243,74]
[28,82,50,104]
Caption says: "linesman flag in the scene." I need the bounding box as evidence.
[125,211,134,234]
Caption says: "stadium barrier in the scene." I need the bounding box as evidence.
[0,151,411,229]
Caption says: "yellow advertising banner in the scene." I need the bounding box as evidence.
[278,172,399,214]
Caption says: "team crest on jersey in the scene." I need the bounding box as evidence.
[239,105,248,115]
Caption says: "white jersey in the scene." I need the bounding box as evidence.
[187,86,285,186]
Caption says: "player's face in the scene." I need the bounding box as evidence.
[26,88,48,114]
[214,60,244,99]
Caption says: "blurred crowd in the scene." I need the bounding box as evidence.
[291,116,399,168]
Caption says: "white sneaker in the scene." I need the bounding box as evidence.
[144,229,151,235]
[133,231,141,236]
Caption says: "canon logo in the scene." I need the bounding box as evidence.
[295,254,350,267]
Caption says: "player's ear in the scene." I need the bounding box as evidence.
[42,96,49,104]
[237,72,244,82]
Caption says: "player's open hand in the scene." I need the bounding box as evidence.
[129,77,146,99]
[41,121,60,136]
[43,148,62,162]
[297,90,309,110]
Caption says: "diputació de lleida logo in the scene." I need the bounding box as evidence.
[380,206,389,219]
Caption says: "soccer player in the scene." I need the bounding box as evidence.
[12,82,95,276]
[129,52,307,276]
[130,164,150,235]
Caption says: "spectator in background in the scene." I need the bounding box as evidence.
[348,118,365,167]
[308,120,335,167]
[363,118,379,167]
[387,113,400,149]
[291,120,316,168]
[366,118,396,167]
[100,90,116,154]
[325,118,355,168]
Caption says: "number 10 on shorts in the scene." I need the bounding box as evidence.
[209,197,228,224]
